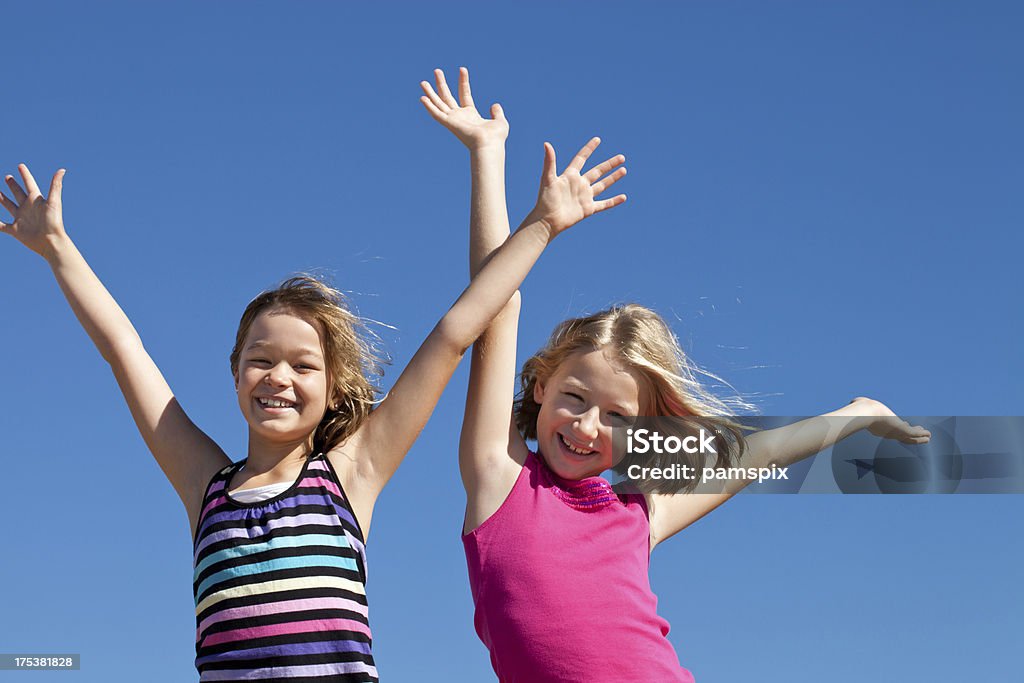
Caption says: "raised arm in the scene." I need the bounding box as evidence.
[0,165,229,532]
[339,136,627,533]
[647,397,931,548]
[420,67,527,516]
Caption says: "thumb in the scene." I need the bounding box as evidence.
[541,143,557,183]
[49,169,66,206]
[491,103,506,122]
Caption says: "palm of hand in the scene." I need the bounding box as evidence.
[869,416,929,444]
[855,398,931,445]
[16,196,60,233]
[532,138,627,235]
[536,174,593,233]
[420,68,508,149]
[442,105,508,147]
[1,166,66,257]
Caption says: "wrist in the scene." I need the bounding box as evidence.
[525,206,566,239]
[828,397,884,423]
[469,140,506,157]
[847,397,892,422]
[531,217,559,243]
[41,230,74,263]
[858,397,884,414]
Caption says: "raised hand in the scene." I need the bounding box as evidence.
[420,67,509,150]
[530,137,627,236]
[0,164,67,259]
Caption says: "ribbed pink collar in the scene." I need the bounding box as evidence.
[536,451,622,512]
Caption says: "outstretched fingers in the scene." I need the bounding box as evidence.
[0,180,17,234]
[5,174,28,203]
[583,154,625,183]
[457,66,474,108]
[420,95,447,123]
[875,415,932,444]
[420,78,448,113]
[565,137,601,175]
[902,423,931,444]
[592,193,627,214]
[590,166,627,196]
[18,164,41,197]
[0,188,18,217]
[48,169,65,207]
[0,166,68,242]
[434,69,458,108]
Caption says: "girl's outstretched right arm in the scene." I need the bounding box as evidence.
[1,165,230,532]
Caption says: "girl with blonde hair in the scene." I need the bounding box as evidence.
[423,67,930,682]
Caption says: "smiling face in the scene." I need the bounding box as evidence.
[234,307,331,451]
[533,348,645,480]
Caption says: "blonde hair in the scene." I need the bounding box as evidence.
[514,304,751,492]
[230,275,386,455]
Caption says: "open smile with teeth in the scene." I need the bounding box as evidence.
[560,433,597,457]
[257,397,298,410]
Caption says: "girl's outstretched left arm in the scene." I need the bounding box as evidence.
[648,398,930,547]
[337,139,626,535]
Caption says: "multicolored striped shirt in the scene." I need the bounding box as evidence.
[192,453,377,682]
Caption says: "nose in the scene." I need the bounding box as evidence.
[265,362,292,387]
[573,406,601,440]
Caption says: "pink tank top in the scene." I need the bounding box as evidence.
[463,452,695,683]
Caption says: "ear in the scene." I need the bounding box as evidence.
[233,372,239,391]
[533,379,546,406]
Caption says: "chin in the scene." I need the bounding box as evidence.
[245,415,314,443]
[544,435,607,480]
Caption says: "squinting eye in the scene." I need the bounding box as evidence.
[564,392,584,402]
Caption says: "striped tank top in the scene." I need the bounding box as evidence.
[192,453,377,682]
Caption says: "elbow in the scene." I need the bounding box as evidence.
[481,290,522,331]
[436,290,522,358]
[499,291,522,319]
[433,315,474,360]
[103,333,146,367]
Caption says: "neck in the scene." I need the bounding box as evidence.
[245,433,315,476]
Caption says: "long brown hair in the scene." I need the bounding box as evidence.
[230,275,386,454]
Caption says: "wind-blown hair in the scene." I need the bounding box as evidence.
[230,275,386,455]
[514,304,751,492]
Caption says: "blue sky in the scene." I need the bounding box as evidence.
[2,2,1021,681]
